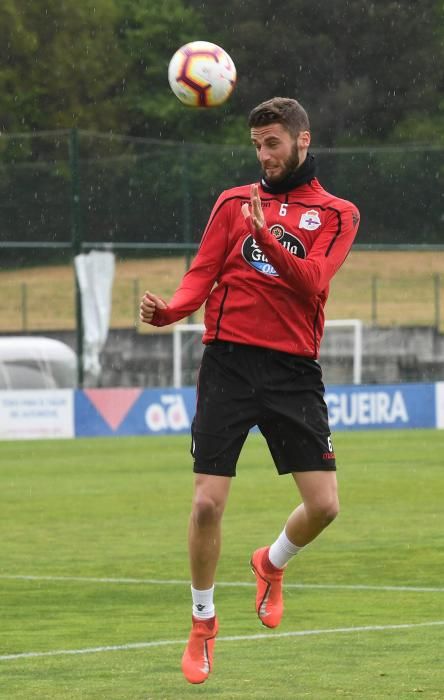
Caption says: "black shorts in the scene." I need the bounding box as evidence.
[191,341,336,477]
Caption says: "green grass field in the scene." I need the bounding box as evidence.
[1,430,444,699]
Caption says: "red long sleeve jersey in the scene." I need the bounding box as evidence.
[151,178,360,358]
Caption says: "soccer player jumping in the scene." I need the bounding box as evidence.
[140,97,360,684]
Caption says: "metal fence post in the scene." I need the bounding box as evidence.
[434,273,441,331]
[371,275,378,325]
[69,128,84,387]
[133,278,140,328]
[181,144,192,271]
[21,282,27,332]
[181,144,196,364]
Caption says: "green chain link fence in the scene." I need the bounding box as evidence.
[0,130,443,383]
[1,130,442,259]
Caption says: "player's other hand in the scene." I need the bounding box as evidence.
[140,291,167,324]
[241,183,265,231]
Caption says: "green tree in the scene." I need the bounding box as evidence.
[0,0,125,132]
[115,0,241,141]
[185,0,444,146]
[0,0,231,141]
[1,0,442,146]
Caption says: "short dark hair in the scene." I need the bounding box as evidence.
[248,97,310,137]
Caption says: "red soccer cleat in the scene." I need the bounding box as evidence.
[181,615,219,684]
[250,546,285,628]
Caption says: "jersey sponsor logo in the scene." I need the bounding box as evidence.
[299,209,321,231]
[242,225,305,277]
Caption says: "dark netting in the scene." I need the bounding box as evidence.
[316,147,443,246]
[0,131,442,268]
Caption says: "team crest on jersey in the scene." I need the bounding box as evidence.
[242,226,306,277]
[299,209,321,231]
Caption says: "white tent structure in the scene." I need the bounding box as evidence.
[0,337,77,390]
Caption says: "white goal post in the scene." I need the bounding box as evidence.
[173,319,363,388]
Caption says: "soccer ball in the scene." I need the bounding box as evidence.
[168,41,236,108]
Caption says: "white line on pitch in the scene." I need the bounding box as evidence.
[0,574,443,593]
[1,620,444,662]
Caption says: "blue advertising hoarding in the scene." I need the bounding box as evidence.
[0,383,438,441]
[74,382,437,438]
[325,383,435,431]
[75,387,196,437]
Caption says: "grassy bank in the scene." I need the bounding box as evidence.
[0,250,443,333]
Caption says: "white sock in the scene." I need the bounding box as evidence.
[268,528,302,569]
[191,585,215,620]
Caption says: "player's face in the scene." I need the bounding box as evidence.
[250,123,310,183]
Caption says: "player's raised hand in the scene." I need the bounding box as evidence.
[241,183,265,232]
[140,291,167,324]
